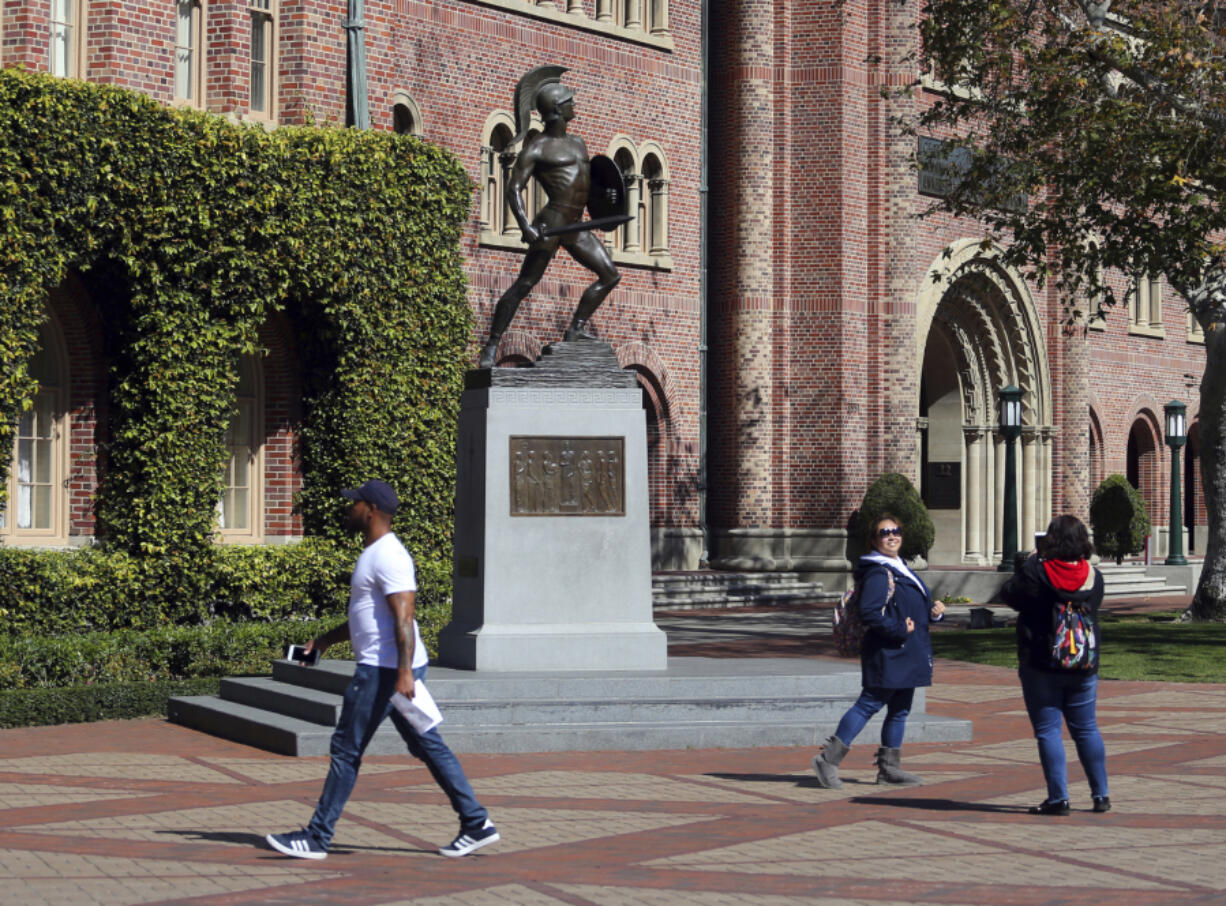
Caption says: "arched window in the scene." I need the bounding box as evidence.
[2,319,67,542]
[480,112,545,247]
[612,146,638,253]
[485,121,515,238]
[391,90,423,136]
[218,355,263,540]
[641,152,669,256]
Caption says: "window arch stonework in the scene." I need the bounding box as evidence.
[604,137,672,270]
[479,111,548,251]
[391,89,424,137]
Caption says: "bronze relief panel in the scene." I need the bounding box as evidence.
[509,436,625,516]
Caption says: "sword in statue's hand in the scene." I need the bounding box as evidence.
[539,213,633,238]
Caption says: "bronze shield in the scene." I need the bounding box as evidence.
[587,155,628,219]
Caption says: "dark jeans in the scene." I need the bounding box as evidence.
[1019,665,1109,803]
[306,664,487,848]
[833,686,915,749]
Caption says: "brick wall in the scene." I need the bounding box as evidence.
[2,0,1206,556]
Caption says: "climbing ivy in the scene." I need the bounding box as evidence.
[0,69,473,619]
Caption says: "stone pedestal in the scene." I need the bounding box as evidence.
[437,339,668,671]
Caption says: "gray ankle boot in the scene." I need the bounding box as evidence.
[875,746,922,785]
[812,736,850,789]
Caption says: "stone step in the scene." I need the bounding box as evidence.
[1102,581,1186,598]
[267,658,865,700]
[168,656,973,756]
[653,571,821,588]
[652,571,840,611]
[221,676,863,727]
[168,694,970,756]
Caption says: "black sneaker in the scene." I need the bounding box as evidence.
[265,829,328,860]
[1092,796,1112,813]
[439,819,500,858]
[1028,799,1070,816]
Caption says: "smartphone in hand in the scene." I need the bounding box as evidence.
[286,644,320,666]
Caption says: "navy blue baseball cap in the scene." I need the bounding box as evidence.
[341,479,399,515]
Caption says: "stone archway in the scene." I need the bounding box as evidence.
[917,246,1054,565]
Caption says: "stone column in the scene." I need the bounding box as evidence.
[648,177,669,256]
[499,150,518,238]
[595,0,613,23]
[964,427,984,563]
[626,0,642,30]
[1022,428,1038,549]
[985,424,997,559]
[1040,426,1054,528]
[649,0,670,34]
[994,431,1006,561]
[479,145,494,229]
[623,171,642,253]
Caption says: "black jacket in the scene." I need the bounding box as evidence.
[853,556,936,690]
[1000,554,1103,674]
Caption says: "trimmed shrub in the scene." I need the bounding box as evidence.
[0,620,352,691]
[0,678,221,729]
[1090,474,1151,564]
[857,473,935,560]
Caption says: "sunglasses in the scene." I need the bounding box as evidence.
[877,527,903,538]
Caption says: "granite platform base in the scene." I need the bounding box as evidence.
[168,656,972,757]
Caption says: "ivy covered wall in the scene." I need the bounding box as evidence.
[0,69,473,622]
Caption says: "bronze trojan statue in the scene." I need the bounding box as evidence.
[479,66,629,369]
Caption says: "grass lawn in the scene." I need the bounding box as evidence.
[930,611,1226,683]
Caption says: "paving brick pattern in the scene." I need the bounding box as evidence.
[3,646,1226,905]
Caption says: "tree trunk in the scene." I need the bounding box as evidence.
[1182,271,1226,621]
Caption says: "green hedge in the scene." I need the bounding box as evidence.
[0,67,472,608]
[0,677,221,729]
[0,540,455,636]
[0,611,453,694]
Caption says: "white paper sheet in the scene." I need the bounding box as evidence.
[391,681,444,733]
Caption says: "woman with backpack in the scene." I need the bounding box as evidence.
[812,513,945,788]
[1001,514,1110,816]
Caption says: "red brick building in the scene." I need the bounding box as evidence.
[0,1,1206,575]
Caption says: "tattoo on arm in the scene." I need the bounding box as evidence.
[386,591,417,669]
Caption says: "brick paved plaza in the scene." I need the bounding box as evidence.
[4,641,1226,905]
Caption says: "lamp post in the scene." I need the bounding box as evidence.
[1164,400,1187,566]
[998,385,1023,572]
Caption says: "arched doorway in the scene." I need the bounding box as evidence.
[1126,416,1160,522]
[917,248,1054,565]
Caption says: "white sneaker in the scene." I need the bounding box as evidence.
[438,819,500,857]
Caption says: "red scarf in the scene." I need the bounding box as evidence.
[1043,558,1089,592]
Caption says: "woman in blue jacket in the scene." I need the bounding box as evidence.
[812,513,945,788]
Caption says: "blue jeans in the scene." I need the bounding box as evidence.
[833,686,915,749]
[1019,665,1109,802]
[306,664,487,848]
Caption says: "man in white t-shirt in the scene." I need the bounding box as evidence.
[265,479,499,860]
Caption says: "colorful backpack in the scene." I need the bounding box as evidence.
[832,569,895,657]
[1050,599,1098,671]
